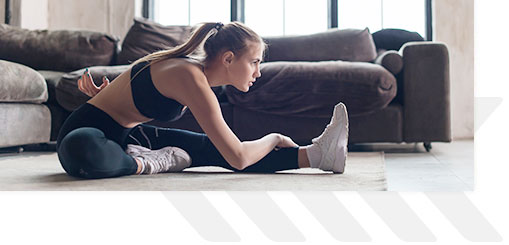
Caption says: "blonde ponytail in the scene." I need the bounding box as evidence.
[131,21,265,71]
[132,22,219,66]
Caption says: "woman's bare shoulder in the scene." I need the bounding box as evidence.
[153,58,206,85]
[150,58,211,104]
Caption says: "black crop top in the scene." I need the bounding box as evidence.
[130,60,186,122]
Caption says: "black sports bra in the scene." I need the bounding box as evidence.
[130,60,186,122]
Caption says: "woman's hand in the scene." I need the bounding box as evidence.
[275,133,299,150]
[77,68,110,97]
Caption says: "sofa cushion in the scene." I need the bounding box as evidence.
[0,60,48,103]
[226,61,397,117]
[56,65,130,111]
[117,18,194,65]
[263,28,377,62]
[0,24,118,72]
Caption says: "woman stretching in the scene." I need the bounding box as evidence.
[57,22,349,179]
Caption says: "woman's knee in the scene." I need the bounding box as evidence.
[57,128,108,178]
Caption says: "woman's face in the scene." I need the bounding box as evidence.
[227,42,264,92]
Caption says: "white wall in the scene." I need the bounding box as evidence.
[434,0,475,139]
[20,0,47,29]
[16,0,135,41]
[47,0,134,41]
[0,0,5,23]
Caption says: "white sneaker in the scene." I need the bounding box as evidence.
[311,103,349,173]
[125,144,151,156]
[126,144,192,174]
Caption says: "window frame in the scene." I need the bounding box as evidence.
[144,0,432,40]
[4,0,11,24]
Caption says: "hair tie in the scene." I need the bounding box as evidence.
[214,22,224,31]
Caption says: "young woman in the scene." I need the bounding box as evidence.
[57,22,349,179]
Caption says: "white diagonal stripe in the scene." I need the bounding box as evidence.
[162,191,240,242]
[475,97,503,132]
[294,191,371,242]
[399,192,468,242]
[201,191,272,242]
[228,191,306,242]
[360,192,436,242]
[426,192,503,242]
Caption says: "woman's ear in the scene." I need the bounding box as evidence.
[222,51,235,66]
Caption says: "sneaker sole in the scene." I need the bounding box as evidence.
[332,103,348,173]
[320,103,348,173]
[333,104,349,173]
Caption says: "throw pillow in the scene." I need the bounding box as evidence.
[117,18,194,65]
[263,28,378,62]
[372,28,424,51]
[0,24,118,72]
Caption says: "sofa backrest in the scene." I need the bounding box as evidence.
[262,28,378,62]
[0,24,118,72]
[115,18,378,64]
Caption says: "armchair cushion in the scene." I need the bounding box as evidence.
[0,24,118,72]
[263,28,377,62]
[0,60,48,104]
[226,61,397,117]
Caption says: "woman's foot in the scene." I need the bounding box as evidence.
[126,144,192,174]
[308,103,349,173]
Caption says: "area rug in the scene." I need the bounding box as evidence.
[0,152,386,191]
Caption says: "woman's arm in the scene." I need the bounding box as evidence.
[175,68,296,170]
[187,85,280,170]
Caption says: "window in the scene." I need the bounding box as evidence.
[245,0,328,37]
[154,0,230,26]
[338,0,426,38]
[147,0,430,39]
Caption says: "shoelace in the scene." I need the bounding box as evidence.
[142,150,176,172]
[313,121,334,145]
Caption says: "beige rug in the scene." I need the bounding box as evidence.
[0,152,386,191]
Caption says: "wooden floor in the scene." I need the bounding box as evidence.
[351,139,474,191]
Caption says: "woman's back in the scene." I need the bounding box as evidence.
[88,57,203,128]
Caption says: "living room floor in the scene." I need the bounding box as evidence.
[0,139,473,191]
[351,139,474,191]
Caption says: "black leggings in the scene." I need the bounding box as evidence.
[57,103,299,179]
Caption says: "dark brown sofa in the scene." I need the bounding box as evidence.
[0,18,451,151]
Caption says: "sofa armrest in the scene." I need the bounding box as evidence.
[400,41,451,142]
[0,60,48,104]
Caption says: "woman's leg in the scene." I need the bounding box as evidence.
[298,147,311,168]
[57,127,138,179]
[126,124,301,173]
